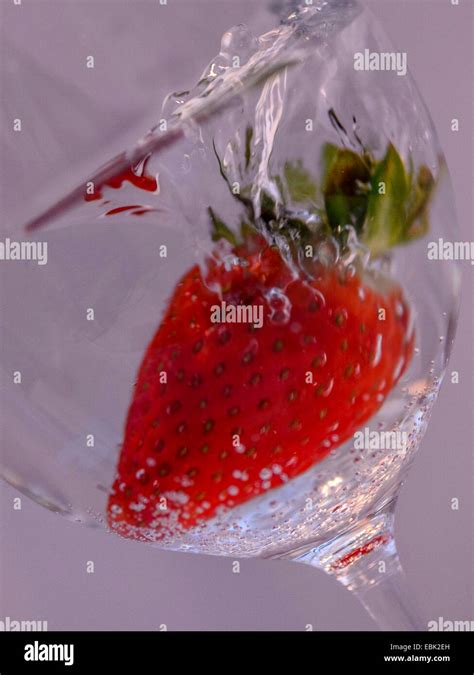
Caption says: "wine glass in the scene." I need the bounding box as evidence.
[0,0,460,630]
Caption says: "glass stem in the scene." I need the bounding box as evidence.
[353,566,425,631]
[294,508,426,630]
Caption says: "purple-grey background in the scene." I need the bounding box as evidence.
[0,0,472,630]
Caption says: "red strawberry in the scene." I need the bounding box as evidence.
[107,235,414,541]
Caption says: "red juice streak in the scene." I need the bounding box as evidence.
[105,205,142,216]
[24,126,185,231]
[131,209,153,216]
[105,205,157,217]
[330,534,390,571]
[84,155,158,202]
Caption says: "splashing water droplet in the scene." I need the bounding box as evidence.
[265,287,292,324]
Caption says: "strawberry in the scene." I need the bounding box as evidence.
[106,134,435,541]
[107,234,414,541]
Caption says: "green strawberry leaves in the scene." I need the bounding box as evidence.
[283,160,318,204]
[210,123,436,258]
[364,143,410,256]
[321,142,435,256]
[208,206,238,246]
[321,144,372,233]
[404,164,436,239]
